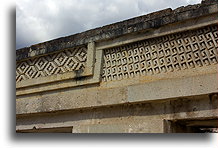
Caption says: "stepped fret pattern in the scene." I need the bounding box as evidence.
[102,25,218,82]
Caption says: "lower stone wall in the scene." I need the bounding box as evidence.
[16,94,217,133]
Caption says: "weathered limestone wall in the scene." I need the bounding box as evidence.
[17,94,217,133]
[16,0,218,133]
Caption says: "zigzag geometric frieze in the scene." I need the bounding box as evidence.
[102,25,218,82]
[16,47,87,82]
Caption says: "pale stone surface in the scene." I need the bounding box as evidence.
[16,95,217,133]
[16,0,218,133]
[127,73,218,103]
[16,72,217,115]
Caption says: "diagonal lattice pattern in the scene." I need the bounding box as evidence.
[16,47,87,82]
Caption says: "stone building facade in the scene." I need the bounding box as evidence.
[16,0,218,133]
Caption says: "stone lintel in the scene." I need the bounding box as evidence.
[16,72,218,115]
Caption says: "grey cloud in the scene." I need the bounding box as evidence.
[16,0,201,49]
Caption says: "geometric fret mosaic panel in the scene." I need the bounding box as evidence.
[16,46,87,82]
[102,25,218,82]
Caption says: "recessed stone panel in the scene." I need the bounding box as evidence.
[102,25,218,82]
[16,46,87,83]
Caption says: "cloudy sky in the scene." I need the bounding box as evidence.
[16,0,201,49]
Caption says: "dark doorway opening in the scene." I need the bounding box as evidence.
[16,126,73,133]
[164,118,218,133]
